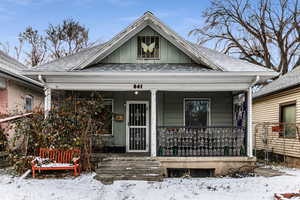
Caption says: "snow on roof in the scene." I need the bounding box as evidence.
[0,51,43,87]
[254,69,300,99]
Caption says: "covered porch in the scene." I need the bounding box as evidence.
[48,87,252,158]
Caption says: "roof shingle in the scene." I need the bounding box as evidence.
[253,69,300,99]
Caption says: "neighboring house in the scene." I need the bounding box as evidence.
[0,51,43,114]
[0,51,43,151]
[253,68,300,167]
[23,12,277,175]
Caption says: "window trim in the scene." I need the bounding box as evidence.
[183,98,211,127]
[25,95,33,112]
[279,100,297,138]
[100,98,114,136]
[137,36,160,60]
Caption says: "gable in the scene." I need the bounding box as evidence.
[100,26,194,64]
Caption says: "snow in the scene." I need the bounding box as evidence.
[38,163,74,168]
[1,166,300,200]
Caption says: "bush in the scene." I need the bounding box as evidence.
[0,128,8,152]
[10,92,106,173]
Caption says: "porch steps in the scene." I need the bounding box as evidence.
[94,157,163,184]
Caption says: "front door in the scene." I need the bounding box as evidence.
[126,101,149,152]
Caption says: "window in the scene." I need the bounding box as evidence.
[280,102,296,138]
[137,36,159,59]
[184,99,210,127]
[96,99,113,135]
[25,95,33,111]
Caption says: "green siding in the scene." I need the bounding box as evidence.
[101,91,233,147]
[102,91,151,146]
[159,91,233,126]
[102,26,194,64]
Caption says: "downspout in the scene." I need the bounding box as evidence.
[38,74,46,86]
[247,75,260,157]
[250,75,260,87]
[38,75,51,116]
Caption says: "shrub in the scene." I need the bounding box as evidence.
[10,92,106,173]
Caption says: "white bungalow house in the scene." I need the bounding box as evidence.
[23,12,277,177]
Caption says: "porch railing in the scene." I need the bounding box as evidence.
[157,126,246,157]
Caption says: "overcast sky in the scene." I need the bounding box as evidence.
[0,0,210,49]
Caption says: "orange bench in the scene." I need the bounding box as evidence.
[31,148,80,178]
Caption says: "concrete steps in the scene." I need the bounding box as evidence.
[94,157,163,184]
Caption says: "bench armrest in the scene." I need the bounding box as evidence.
[72,157,80,165]
[31,159,38,166]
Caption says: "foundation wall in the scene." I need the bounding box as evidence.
[157,157,256,176]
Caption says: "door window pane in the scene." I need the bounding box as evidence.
[185,99,210,127]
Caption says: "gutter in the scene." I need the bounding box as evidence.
[0,67,43,88]
[23,71,278,77]
[250,75,260,87]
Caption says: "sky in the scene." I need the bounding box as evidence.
[0,0,210,51]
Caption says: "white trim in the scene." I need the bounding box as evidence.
[24,71,278,77]
[183,98,211,127]
[150,89,157,157]
[45,83,252,92]
[101,99,114,136]
[247,87,253,157]
[126,101,149,153]
[44,87,51,116]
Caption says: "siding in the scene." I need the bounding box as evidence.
[159,91,233,126]
[101,26,194,64]
[7,80,44,113]
[102,91,151,147]
[253,87,300,158]
[101,91,234,147]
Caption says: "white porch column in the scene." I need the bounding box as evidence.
[150,89,157,157]
[247,87,253,157]
[44,87,51,116]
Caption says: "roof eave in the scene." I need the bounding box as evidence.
[22,71,278,77]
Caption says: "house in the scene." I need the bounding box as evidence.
[253,68,300,167]
[0,51,43,115]
[23,11,277,176]
[0,51,44,152]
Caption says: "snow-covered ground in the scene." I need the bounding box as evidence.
[1,166,300,200]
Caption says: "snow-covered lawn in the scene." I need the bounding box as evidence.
[1,166,300,200]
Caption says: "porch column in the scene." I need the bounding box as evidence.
[247,87,253,157]
[44,87,51,116]
[150,89,157,157]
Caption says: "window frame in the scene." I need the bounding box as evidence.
[25,95,33,112]
[279,100,297,138]
[183,98,211,127]
[137,36,160,60]
[100,99,114,136]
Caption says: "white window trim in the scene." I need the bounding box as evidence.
[137,36,161,60]
[25,95,34,111]
[183,98,211,127]
[100,98,114,136]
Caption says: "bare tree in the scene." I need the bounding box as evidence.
[0,42,10,54]
[190,0,300,75]
[19,27,47,67]
[46,19,89,59]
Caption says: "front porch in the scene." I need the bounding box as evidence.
[49,89,251,158]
